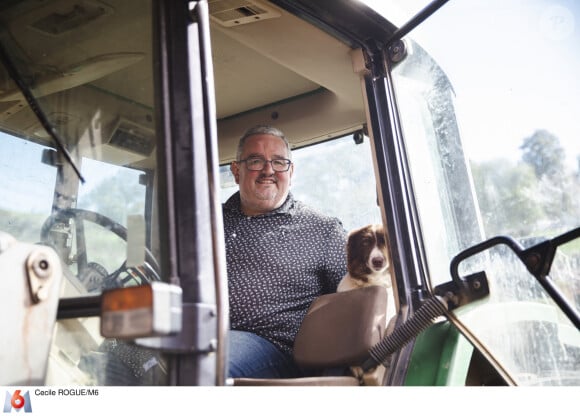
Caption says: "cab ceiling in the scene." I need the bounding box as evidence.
[0,0,366,162]
[210,0,366,160]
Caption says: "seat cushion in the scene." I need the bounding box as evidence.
[293,285,387,368]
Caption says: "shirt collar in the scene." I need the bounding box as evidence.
[224,191,296,217]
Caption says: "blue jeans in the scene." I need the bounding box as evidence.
[227,330,304,378]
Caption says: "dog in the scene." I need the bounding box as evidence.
[337,224,391,292]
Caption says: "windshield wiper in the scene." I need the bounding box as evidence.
[0,41,85,183]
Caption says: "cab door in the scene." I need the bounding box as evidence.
[285,0,579,386]
[150,0,227,386]
[360,0,580,385]
[0,0,226,386]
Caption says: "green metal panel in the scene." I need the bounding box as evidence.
[404,321,474,386]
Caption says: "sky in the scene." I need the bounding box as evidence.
[361,0,580,169]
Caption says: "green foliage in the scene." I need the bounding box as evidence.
[520,129,565,179]
[471,129,580,240]
[78,169,146,226]
[0,209,47,243]
[291,137,382,231]
[471,159,541,237]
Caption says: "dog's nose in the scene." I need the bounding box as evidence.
[371,257,385,269]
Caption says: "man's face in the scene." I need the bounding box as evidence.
[231,134,294,216]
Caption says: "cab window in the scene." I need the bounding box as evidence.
[386,0,580,385]
[221,133,382,231]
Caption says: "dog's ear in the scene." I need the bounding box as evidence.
[346,227,360,261]
[346,225,371,259]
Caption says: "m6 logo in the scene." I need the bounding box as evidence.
[3,391,32,413]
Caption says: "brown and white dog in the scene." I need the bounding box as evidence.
[337,224,391,292]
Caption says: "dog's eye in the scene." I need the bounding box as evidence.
[377,234,386,245]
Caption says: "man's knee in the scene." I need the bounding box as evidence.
[227,330,300,378]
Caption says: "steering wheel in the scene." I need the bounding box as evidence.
[40,208,161,292]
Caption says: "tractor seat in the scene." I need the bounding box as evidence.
[232,285,388,386]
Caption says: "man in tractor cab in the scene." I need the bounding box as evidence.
[223,125,348,378]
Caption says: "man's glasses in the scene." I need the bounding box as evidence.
[237,157,292,172]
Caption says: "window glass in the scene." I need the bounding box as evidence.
[0,0,166,386]
[76,159,147,281]
[390,0,580,385]
[0,133,57,241]
[220,134,382,231]
[360,0,433,28]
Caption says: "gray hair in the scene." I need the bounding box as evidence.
[236,125,292,161]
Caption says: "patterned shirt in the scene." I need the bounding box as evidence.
[223,191,347,356]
